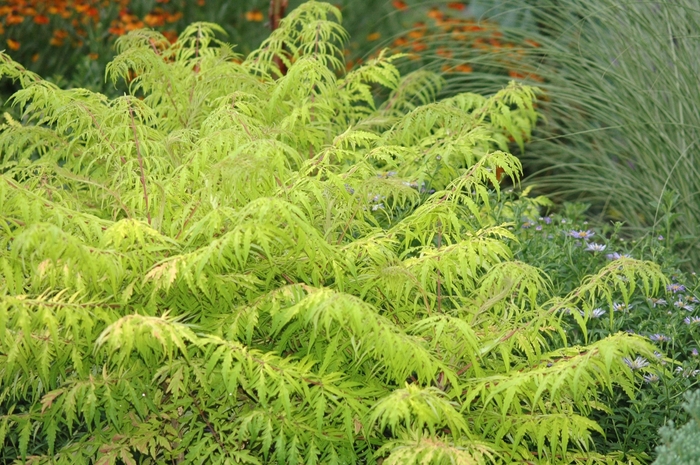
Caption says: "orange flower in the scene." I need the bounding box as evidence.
[392,0,407,11]
[427,7,443,20]
[508,70,525,79]
[165,11,182,23]
[108,25,125,36]
[197,0,205,6]
[447,2,466,10]
[32,53,39,62]
[245,10,264,22]
[463,23,484,32]
[144,13,165,27]
[436,47,453,58]
[86,7,99,19]
[411,42,427,52]
[407,29,424,39]
[392,36,408,47]
[54,29,69,39]
[524,39,541,48]
[367,32,381,41]
[125,20,144,31]
[88,52,99,60]
[6,39,20,51]
[162,30,178,43]
[455,63,473,73]
[33,14,50,24]
[50,37,64,46]
[6,15,25,25]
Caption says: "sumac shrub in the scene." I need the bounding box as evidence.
[0,2,668,464]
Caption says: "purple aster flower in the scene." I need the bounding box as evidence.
[649,334,670,342]
[584,243,606,252]
[684,316,700,325]
[643,373,660,383]
[667,283,686,293]
[693,348,699,357]
[579,308,606,318]
[675,367,700,378]
[623,356,649,370]
[540,216,552,224]
[569,229,595,239]
[613,302,632,312]
[675,299,695,311]
[606,252,632,260]
[590,308,606,318]
[648,297,668,307]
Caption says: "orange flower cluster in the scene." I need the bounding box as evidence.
[354,1,544,82]
[108,7,182,37]
[0,0,200,54]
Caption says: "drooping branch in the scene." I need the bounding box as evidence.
[127,101,152,225]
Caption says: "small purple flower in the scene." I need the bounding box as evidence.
[569,229,595,239]
[649,334,670,342]
[658,235,664,240]
[667,283,686,293]
[648,297,668,307]
[540,216,552,225]
[590,308,606,318]
[675,299,695,311]
[684,316,700,325]
[623,356,649,370]
[675,367,700,378]
[643,373,660,383]
[535,225,542,231]
[686,295,700,304]
[692,348,699,357]
[578,308,606,318]
[584,243,607,253]
[613,302,632,312]
[606,252,632,260]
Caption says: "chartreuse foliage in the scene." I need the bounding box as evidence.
[0,2,668,464]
